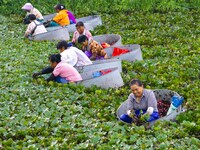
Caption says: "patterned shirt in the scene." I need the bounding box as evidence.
[86,39,107,60]
[72,29,92,43]
[127,89,158,112]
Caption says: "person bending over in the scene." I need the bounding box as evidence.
[78,35,108,60]
[24,14,47,38]
[22,3,44,23]
[32,41,92,78]
[43,54,82,83]
[120,79,159,124]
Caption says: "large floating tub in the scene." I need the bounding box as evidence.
[29,27,70,41]
[116,89,185,127]
[105,44,143,62]
[93,34,122,47]
[79,67,124,89]
[45,15,102,32]
[76,59,122,73]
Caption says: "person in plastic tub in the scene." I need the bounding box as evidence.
[72,21,93,45]
[120,79,159,124]
[78,35,108,60]
[22,3,44,24]
[24,14,47,38]
[44,4,70,27]
[44,54,82,83]
[32,41,92,79]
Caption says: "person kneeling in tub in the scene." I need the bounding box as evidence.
[78,35,108,60]
[120,79,159,124]
[45,54,82,83]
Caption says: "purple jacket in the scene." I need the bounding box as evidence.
[67,11,76,24]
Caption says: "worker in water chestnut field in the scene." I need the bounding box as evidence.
[45,4,70,27]
[32,40,92,79]
[72,21,93,45]
[22,3,44,23]
[42,54,82,83]
[24,14,47,38]
[78,35,108,60]
[120,79,159,124]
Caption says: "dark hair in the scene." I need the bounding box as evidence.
[76,21,84,27]
[49,54,61,63]
[55,4,65,10]
[56,40,68,49]
[78,35,88,43]
[130,79,143,87]
[28,14,36,20]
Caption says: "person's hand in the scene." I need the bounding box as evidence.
[127,110,135,118]
[32,72,41,79]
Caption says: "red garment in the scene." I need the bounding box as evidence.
[101,42,110,48]
[100,69,112,75]
[112,47,130,57]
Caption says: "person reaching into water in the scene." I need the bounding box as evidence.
[120,79,159,124]
[39,54,82,83]
[78,35,108,60]
[24,14,47,38]
[32,40,92,78]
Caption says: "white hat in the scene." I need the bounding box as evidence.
[22,3,33,10]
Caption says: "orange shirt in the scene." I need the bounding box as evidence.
[53,10,70,26]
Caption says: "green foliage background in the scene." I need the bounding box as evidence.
[0,0,200,149]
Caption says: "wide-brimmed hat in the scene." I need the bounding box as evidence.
[22,3,33,11]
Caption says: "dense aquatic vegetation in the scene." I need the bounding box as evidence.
[0,0,200,149]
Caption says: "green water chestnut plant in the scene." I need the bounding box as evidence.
[0,2,200,149]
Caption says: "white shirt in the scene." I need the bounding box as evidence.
[60,47,92,66]
[25,20,47,36]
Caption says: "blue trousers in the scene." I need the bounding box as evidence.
[120,109,159,123]
[55,76,69,83]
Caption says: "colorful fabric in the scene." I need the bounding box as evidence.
[67,11,76,24]
[49,21,60,27]
[100,69,112,75]
[53,10,70,26]
[25,20,47,36]
[101,42,110,48]
[87,40,107,60]
[72,29,93,43]
[112,47,130,57]
[53,61,82,82]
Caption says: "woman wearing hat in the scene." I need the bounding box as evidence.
[120,79,159,124]
[22,3,44,22]
[24,14,47,38]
